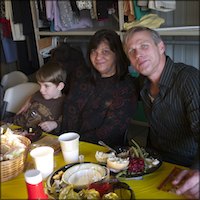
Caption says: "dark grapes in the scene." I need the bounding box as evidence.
[128,157,145,173]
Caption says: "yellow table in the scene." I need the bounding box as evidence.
[1,141,186,199]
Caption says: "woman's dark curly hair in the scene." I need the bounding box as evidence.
[87,29,129,81]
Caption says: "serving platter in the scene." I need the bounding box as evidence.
[96,146,162,180]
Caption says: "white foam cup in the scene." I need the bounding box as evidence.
[30,146,54,179]
[58,132,80,164]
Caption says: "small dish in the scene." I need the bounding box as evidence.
[62,163,109,189]
[13,127,42,142]
[46,162,109,192]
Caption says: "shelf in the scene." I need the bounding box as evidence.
[155,26,200,36]
[37,26,199,37]
[39,31,95,36]
[38,30,121,36]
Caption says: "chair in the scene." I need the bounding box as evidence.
[1,71,29,91]
[1,82,40,119]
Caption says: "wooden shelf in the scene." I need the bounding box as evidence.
[155,26,199,36]
[38,26,199,37]
[38,30,121,36]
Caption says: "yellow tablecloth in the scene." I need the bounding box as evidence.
[1,140,186,199]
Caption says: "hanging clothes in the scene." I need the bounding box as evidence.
[69,0,80,17]
[0,0,5,18]
[58,0,79,29]
[76,0,92,10]
[3,1,39,74]
[123,0,135,23]
[4,0,25,41]
[137,0,149,8]
[133,0,150,20]
[148,0,176,12]
[91,0,97,19]
[36,0,50,27]
[45,0,93,31]
[1,36,17,63]
[0,1,17,63]
[0,17,11,38]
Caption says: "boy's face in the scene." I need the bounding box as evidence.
[38,82,63,100]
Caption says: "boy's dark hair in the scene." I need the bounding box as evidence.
[36,61,67,85]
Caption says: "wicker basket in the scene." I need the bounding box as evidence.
[1,135,31,182]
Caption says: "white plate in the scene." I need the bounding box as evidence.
[62,163,109,188]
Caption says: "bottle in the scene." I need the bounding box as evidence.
[24,169,48,199]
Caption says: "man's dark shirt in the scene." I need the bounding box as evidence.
[140,56,199,168]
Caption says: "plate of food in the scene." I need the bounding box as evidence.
[46,162,135,199]
[95,139,162,179]
[46,162,134,199]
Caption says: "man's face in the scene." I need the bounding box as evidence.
[126,31,165,78]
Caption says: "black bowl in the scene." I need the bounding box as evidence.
[13,127,42,142]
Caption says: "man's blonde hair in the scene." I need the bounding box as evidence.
[123,26,163,54]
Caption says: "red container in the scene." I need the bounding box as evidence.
[24,169,48,199]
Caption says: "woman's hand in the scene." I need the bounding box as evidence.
[172,169,199,199]
[38,121,58,132]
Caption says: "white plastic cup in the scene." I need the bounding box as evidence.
[62,149,79,164]
[30,146,54,179]
[58,132,80,164]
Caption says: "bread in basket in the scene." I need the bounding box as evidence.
[1,128,31,182]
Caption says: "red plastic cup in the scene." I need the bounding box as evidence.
[24,169,48,199]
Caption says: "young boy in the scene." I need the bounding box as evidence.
[5,61,66,135]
